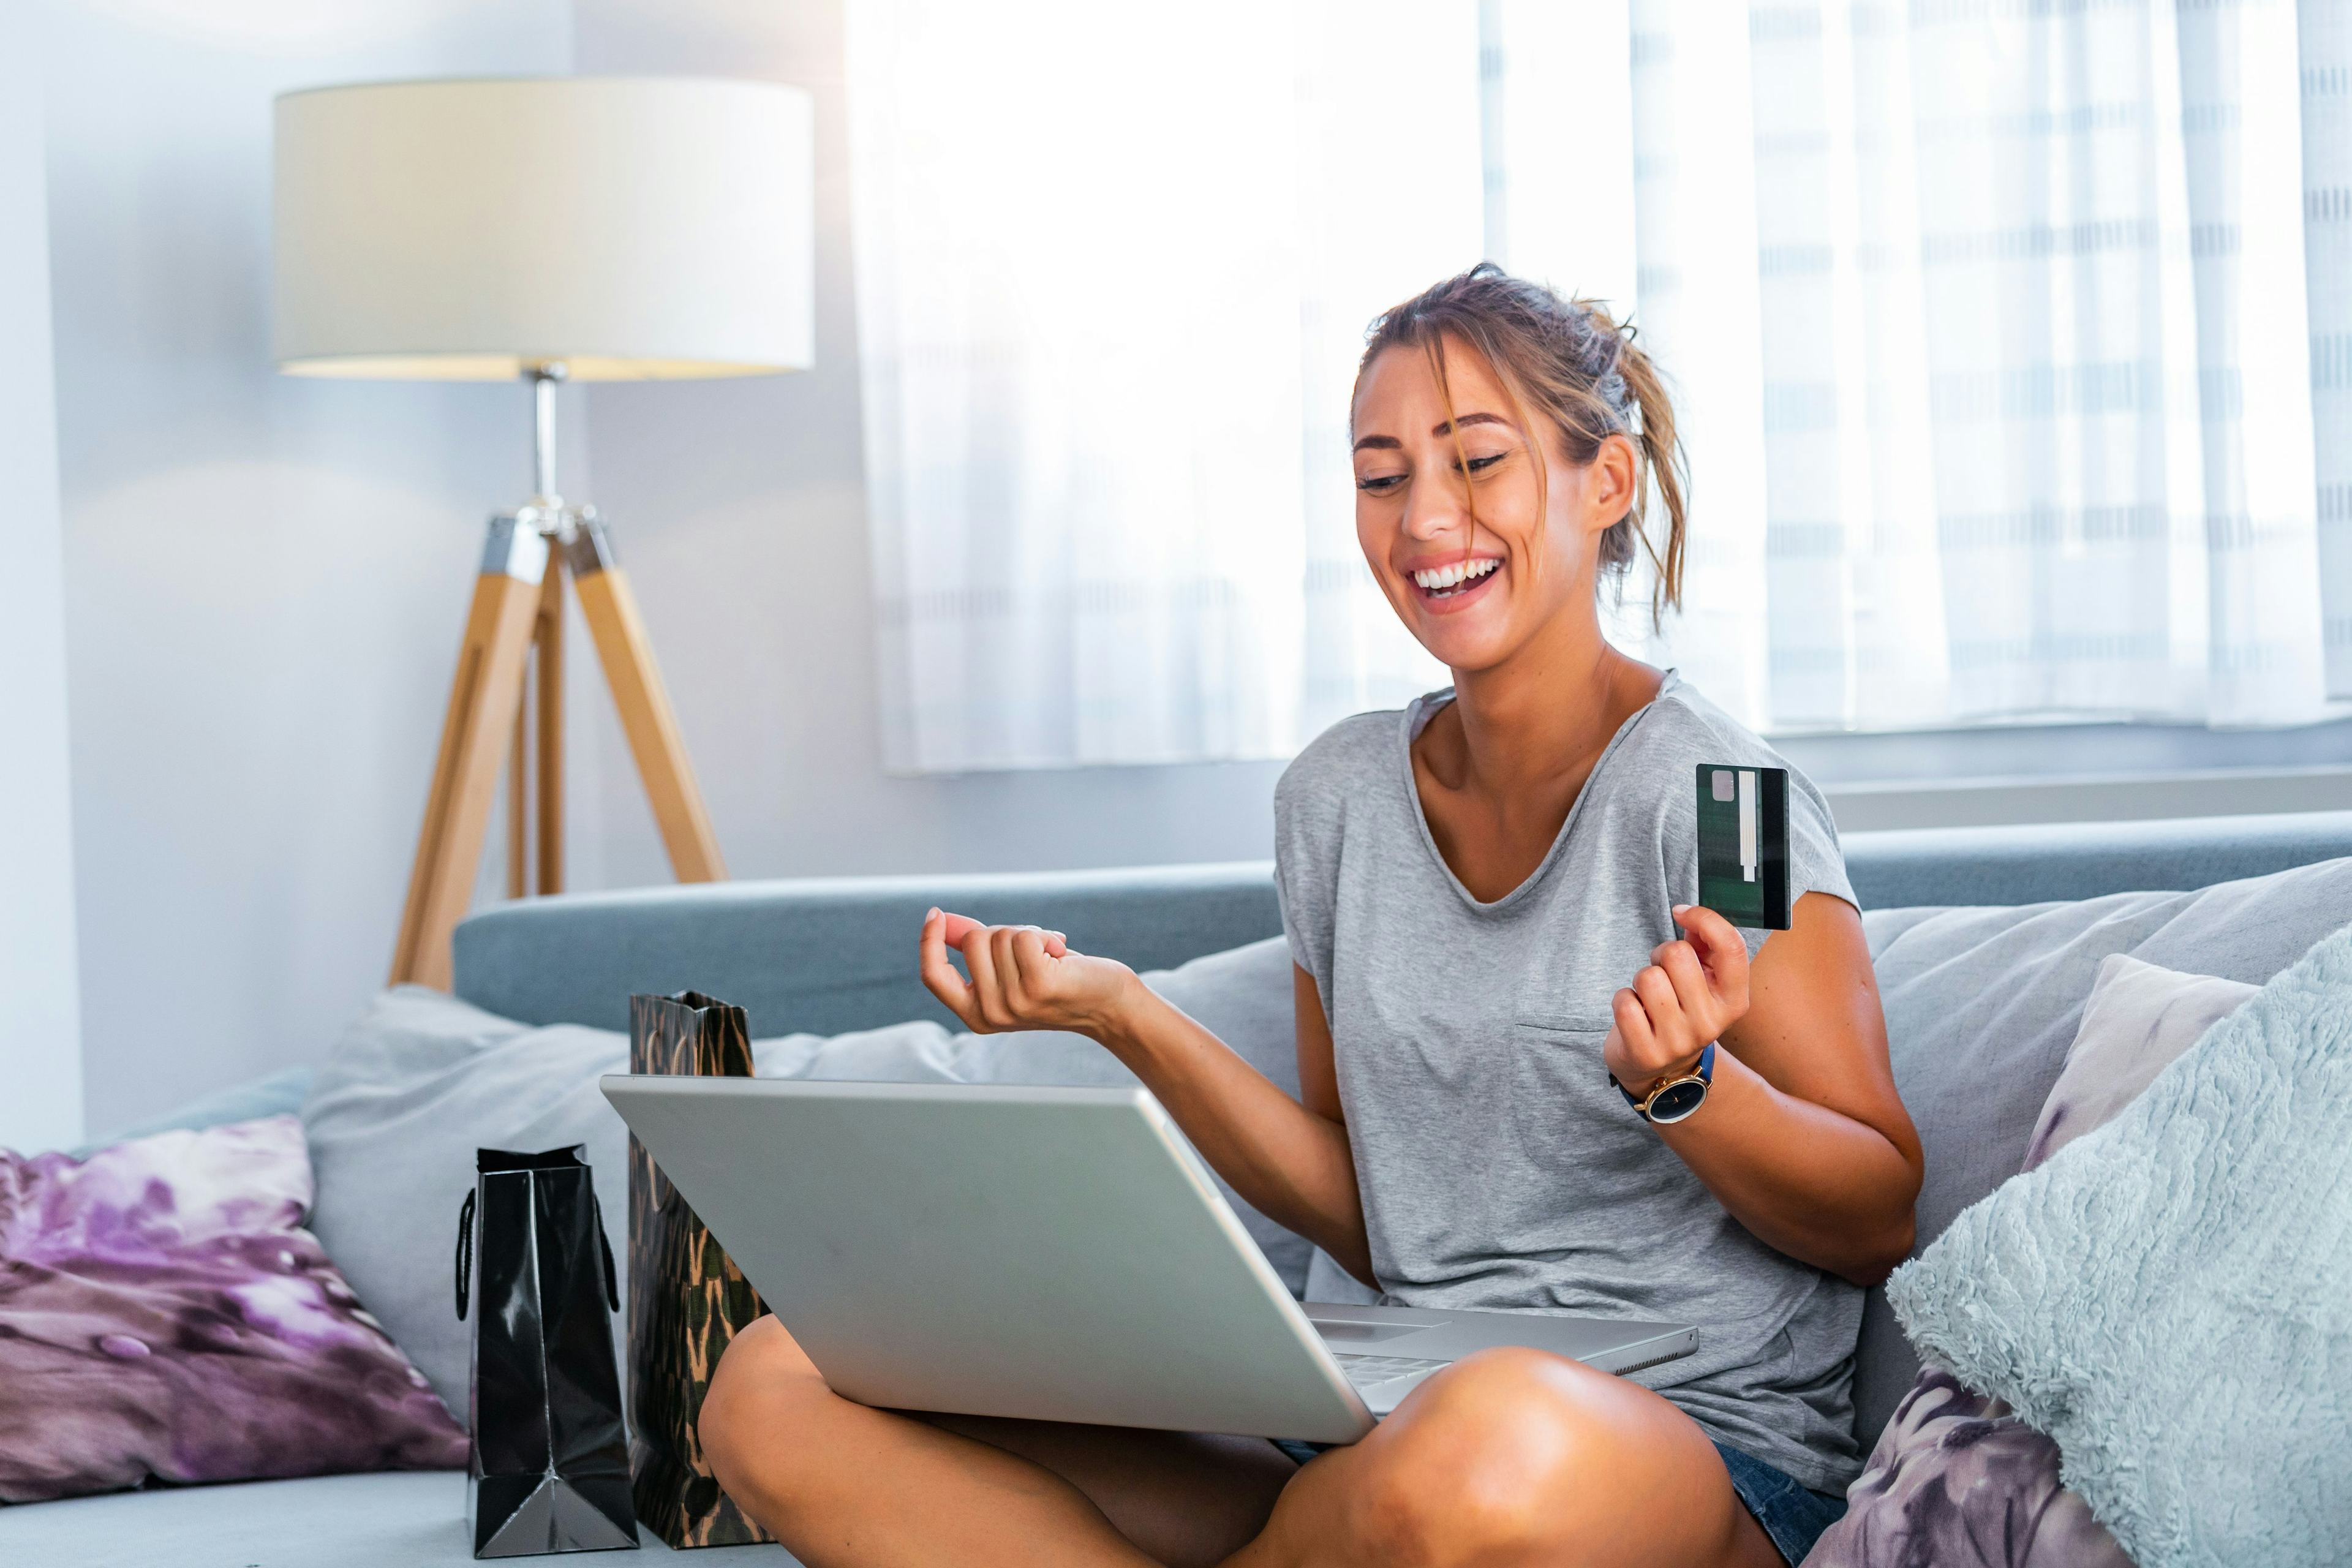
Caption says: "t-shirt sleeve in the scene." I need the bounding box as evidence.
[1784,767,1856,919]
[1648,700,1856,960]
[1271,741,1345,1018]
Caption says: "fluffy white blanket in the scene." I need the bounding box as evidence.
[1887,922,2352,1567]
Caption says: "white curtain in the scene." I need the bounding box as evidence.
[1501,0,2350,731]
[851,0,2350,772]
[846,0,1464,772]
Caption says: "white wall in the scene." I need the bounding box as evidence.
[566,0,1284,892]
[0,5,86,1153]
[37,0,1279,1140]
[40,0,581,1136]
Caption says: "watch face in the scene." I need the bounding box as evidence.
[1647,1078,1708,1125]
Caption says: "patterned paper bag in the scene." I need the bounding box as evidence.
[626,991,774,1549]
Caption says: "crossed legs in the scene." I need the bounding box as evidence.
[699,1316,1784,1568]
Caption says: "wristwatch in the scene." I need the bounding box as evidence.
[1611,1042,1716,1125]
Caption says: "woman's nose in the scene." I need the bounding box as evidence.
[1401,479,1469,543]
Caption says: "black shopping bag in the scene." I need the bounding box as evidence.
[456,1146,639,1558]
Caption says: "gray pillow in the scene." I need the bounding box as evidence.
[303,938,1310,1424]
[1851,853,2352,1443]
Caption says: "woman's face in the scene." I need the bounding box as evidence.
[1350,337,1633,676]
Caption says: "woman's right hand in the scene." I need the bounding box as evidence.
[918,908,1142,1039]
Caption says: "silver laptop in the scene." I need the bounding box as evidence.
[600,1076,1694,1444]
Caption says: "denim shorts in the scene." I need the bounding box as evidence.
[1267,1438,1844,1566]
[1711,1441,1847,1566]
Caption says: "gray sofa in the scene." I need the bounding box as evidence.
[7,809,2348,1567]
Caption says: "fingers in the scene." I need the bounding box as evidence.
[959,920,1010,1030]
[922,911,1074,1033]
[991,925,1034,1017]
[1672,903,1751,1011]
[1653,939,1714,1031]
[1010,925,1055,990]
[1630,962,1696,1063]
[1672,903,1746,970]
[918,907,984,1030]
[937,909,1066,958]
[1611,986,1657,1061]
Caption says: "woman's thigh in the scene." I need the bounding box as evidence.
[912,1411,1297,1567]
[1229,1347,1784,1568]
[703,1316,1292,1568]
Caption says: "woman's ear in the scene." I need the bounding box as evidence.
[1585,432,1641,536]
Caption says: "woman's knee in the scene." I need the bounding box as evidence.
[1340,1347,1716,1567]
[698,1316,828,1494]
[1340,1349,1602,1564]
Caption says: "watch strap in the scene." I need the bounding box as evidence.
[1612,1041,1716,1120]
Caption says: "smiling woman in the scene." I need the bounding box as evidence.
[697,267,1923,1568]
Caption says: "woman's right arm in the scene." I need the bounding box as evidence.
[918,908,1374,1284]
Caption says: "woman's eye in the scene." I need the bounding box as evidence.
[1459,453,1507,474]
[1356,473,1405,494]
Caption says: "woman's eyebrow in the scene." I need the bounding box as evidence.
[1353,412,1509,453]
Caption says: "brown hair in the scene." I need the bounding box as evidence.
[1354,263,1689,625]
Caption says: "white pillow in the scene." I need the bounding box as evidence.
[303,938,1309,1424]
[2022,953,2257,1171]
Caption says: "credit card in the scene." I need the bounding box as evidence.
[1695,764,1790,930]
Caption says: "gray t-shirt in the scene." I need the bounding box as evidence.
[1273,672,1865,1492]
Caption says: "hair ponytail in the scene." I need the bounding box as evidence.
[1610,323,1688,624]
[1356,265,1691,628]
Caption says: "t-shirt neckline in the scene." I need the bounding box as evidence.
[1396,669,1682,916]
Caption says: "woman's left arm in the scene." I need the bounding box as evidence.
[1606,895,1923,1287]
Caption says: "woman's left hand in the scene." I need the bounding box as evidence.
[1604,904,1751,1097]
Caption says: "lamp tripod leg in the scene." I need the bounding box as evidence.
[533,553,566,895]
[564,518,727,883]
[390,519,551,989]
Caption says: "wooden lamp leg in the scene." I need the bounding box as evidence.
[533,554,566,895]
[564,519,727,883]
[391,518,551,989]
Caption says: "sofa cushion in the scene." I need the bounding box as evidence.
[1849,852,2352,1444]
[0,1116,466,1504]
[0,1469,802,1566]
[1885,921,2352,1568]
[1810,953,2252,1567]
[2022,954,2256,1172]
[304,938,1311,1423]
[1804,1366,2130,1568]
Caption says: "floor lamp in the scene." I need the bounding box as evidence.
[272,77,816,989]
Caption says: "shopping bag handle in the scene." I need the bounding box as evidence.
[454,1188,476,1321]
[453,1178,616,1321]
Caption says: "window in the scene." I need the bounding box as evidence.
[849,0,2351,773]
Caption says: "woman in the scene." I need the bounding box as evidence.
[700,265,1923,1567]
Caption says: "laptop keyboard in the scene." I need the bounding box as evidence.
[1334,1353,1449,1390]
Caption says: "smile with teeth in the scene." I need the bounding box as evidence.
[1411,557,1500,597]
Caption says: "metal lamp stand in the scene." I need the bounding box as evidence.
[390,366,726,989]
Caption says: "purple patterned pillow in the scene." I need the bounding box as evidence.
[1809,1367,2130,1567]
[0,1114,467,1503]
[1809,954,2252,1566]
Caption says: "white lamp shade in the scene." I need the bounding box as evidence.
[274,77,815,380]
